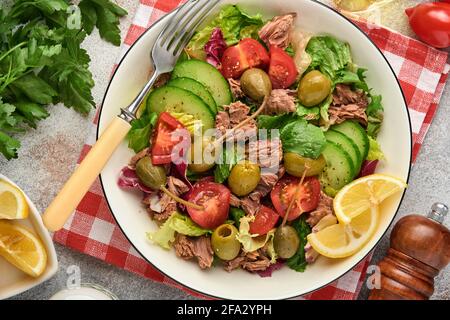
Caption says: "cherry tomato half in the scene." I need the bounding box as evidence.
[221,38,270,79]
[405,3,450,48]
[270,175,321,221]
[249,205,280,235]
[151,112,190,165]
[187,181,231,229]
[268,46,298,89]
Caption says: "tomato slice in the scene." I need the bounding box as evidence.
[268,46,298,89]
[270,175,321,221]
[151,112,190,165]
[249,206,280,235]
[221,38,270,79]
[187,181,231,229]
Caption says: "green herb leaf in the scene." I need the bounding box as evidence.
[280,119,326,159]
[79,0,98,34]
[286,217,311,272]
[11,74,57,105]
[15,101,49,128]
[127,111,157,153]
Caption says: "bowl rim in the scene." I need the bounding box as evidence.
[97,0,412,299]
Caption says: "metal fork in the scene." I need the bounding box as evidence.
[43,0,220,232]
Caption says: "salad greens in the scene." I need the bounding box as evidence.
[286,217,311,272]
[127,110,157,153]
[214,144,245,183]
[147,211,211,249]
[306,36,353,81]
[280,119,327,159]
[230,207,245,228]
[0,0,127,160]
[186,5,263,56]
[366,94,384,138]
[236,215,277,263]
[367,136,385,161]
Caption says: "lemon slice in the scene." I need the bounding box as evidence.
[0,221,47,277]
[0,179,29,220]
[334,174,407,224]
[307,206,379,258]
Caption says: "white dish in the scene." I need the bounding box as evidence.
[98,0,412,299]
[0,174,58,300]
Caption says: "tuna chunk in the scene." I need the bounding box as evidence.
[264,89,297,115]
[258,13,297,49]
[173,234,214,269]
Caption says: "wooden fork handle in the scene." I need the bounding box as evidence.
[43,117,131,232]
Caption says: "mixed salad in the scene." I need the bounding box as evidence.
[118,5,386,275]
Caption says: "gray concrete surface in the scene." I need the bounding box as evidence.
[2,0,449,300]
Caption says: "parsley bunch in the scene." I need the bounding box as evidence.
[0,0,127,160]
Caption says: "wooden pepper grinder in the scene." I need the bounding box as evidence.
[369,203,450,300]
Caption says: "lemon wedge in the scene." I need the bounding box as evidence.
[0,179,29,220]
[0,221,47,277]
[307,206,379,258]
[333,174,407,224]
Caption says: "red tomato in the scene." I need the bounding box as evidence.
[405,3,450,48]
[221,38,270,79]
[270,176,321,221]
[268,46,298,89]
[151,112,190,165]
[249,206,280,235]
[186,181,231,229]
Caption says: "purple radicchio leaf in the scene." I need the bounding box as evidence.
[256,261,285,278]
[117,166,153,193]
[357,160,379,178]
[204,28,227,67]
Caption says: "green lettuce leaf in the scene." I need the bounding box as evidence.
[306,36,353,81]
[367,136,385,161]
[168,212,211,237]
[366,94,384,138]
[230,207,245,228]
[257,113,298,130]
[280,119,326,159]
[236,215,277,262]
[186,5,264,56]
[286,217,311,272]
[214,144,245,183]
[146,213,177,250]
[146,212,210,249]
[296,104,320,121]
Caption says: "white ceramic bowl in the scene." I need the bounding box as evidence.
[98,0,411,299]
[0,174,58,300]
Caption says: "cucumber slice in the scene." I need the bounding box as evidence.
[331,121,369,161]
[325,129,362,175]
[320,141,355,192]
[147,86,215,130]
[168,77,217,114]
[172,60,232,107]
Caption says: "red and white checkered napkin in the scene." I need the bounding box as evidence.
[53,0,449,300]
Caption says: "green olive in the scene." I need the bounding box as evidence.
[240,68,272,102]
[274,225,300,259]
[284,153,326,177]
[298,70,331,107]
[211,224,241,261]
[228,161,261,196]
[188,136,217,173]
[135,156,167,190]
